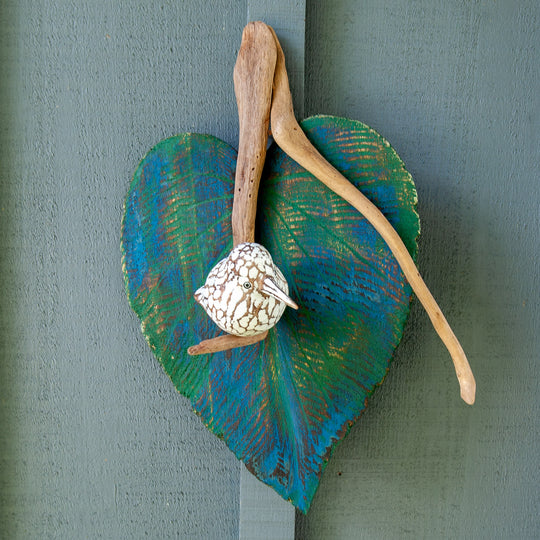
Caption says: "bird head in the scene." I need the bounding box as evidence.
[194,242,298,336]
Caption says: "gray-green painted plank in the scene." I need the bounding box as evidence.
[0,1,245,538]
[239,467,295,540]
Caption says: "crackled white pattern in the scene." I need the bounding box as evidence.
[194,243,292,336]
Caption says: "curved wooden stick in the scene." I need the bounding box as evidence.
[190,22,476,407]
[232,23,277,245]
[188,331,268,356]
[267,26,476,405]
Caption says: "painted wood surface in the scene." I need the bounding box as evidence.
[0,1,245,538]
[1,1,538,539]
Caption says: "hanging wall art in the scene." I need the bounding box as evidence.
[121,22,475,513]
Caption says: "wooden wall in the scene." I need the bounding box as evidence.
[1,1,538,538]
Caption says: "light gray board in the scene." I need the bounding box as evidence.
[0,1,247,538]
[297,1,540,538]
[238,1,305,539]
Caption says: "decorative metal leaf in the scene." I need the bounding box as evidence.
[121,116,419,512]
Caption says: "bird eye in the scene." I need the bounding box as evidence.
[243,281,252,290]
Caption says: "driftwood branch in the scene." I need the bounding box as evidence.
[231,23,277,246]
[189,22,476,407]
[267,26,476,405]
[188,331,268,356]
[189,22,277,356]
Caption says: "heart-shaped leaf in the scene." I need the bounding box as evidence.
[121,115,419,512]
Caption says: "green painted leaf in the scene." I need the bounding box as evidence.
[121,116,419,512]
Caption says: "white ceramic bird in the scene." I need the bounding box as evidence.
[194,242,298,336]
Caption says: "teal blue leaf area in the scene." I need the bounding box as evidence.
[121,116,419,512]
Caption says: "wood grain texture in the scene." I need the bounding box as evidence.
[268,27,474,404]
[297,0,540,538]
[232,22,276,246]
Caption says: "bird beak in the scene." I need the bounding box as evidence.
[261,277,298,310]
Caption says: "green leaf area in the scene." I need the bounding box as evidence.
[121,115,419,512]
